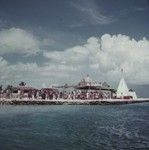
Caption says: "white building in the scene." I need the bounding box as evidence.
[117,77,137,99]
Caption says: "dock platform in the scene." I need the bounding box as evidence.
[0,98,149,105]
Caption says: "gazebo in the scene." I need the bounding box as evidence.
[75,75,115,99]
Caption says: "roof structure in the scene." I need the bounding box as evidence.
[76,75,114,91]
[12,85,37,92]
[82,75,92,83]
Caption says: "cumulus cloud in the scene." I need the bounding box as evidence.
[0,57,42,86]
[1,34,149,87]
[43,34,149,85]
[0,28,40,55]
[0,56,75,87]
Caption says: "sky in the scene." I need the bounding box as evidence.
[0,0,149,96]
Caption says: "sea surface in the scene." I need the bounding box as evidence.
[0,103,149,150]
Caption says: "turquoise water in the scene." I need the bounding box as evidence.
[0,104,149,150]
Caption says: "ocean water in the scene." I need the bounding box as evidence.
[0,104,149,150]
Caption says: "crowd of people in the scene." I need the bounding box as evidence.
[0,88,112,100]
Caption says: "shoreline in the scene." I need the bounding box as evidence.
[0,98,149,105]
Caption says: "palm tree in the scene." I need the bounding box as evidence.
[19,82,26,86]
[0,85,3,98]
[0,85,3,92]
[5,85,13,98]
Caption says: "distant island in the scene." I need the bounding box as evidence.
[0,75,149,105]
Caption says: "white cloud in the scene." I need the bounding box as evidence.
[43,34,149,85]
[1,34,149,87]
[0,28,40,55]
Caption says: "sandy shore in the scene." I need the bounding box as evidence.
[0,98,149,105]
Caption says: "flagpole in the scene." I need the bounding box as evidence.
[121,68,124,78]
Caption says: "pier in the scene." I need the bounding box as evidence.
[0,98,149,105]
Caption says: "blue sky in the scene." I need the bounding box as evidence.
[1,0,149,45]
[0,0,149,96]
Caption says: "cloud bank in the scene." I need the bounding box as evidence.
[0,28,40,55]
[0,29,149,87]
[43,34,149,85]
